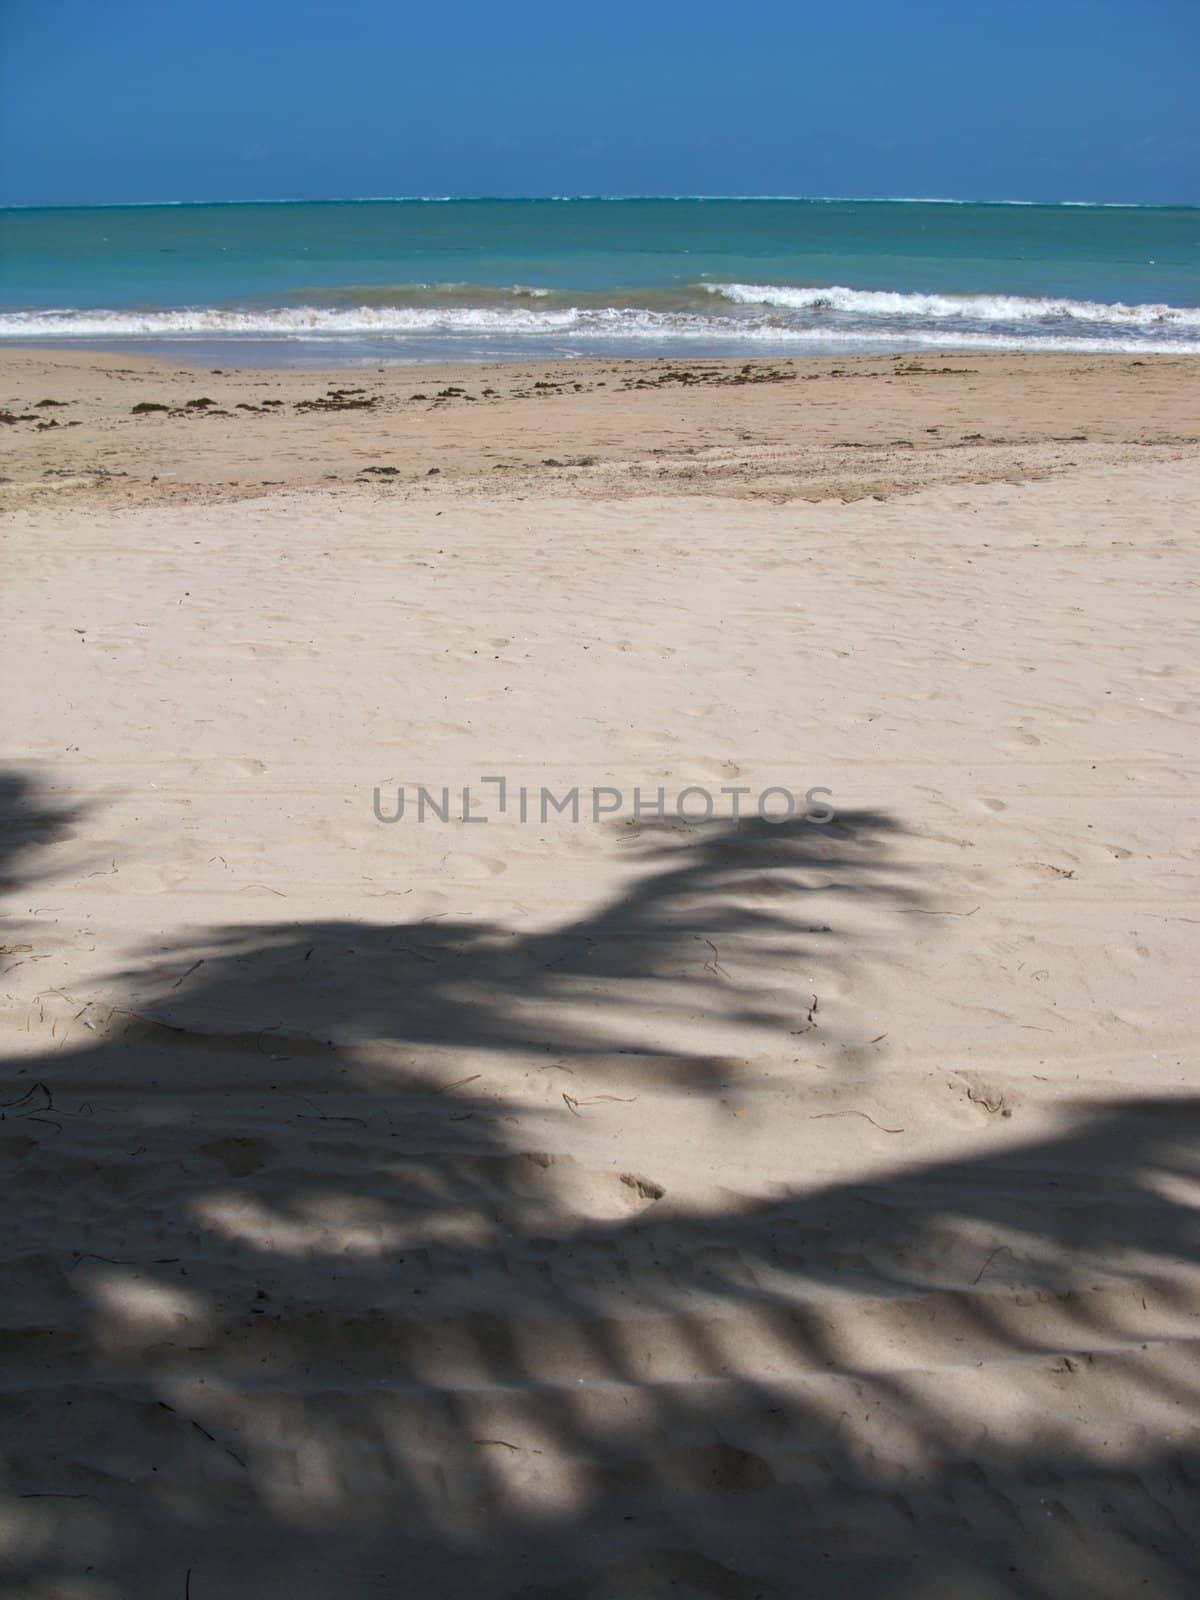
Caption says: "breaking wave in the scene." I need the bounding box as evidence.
[2,279,1197,356]
[707,282,1200,329]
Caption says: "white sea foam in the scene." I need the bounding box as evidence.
[0,305,587,336]
[2,298,1197,355]
[708,282,1200,327]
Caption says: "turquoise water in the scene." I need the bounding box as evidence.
[1,198,1197,363]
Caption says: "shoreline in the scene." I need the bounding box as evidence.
[6,335,1199,368]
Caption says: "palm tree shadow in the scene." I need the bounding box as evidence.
[3,774,1199,1599]
[0,769,90,895]
[96,805,921,1078]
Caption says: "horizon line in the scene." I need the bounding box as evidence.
[2,192,1196,213]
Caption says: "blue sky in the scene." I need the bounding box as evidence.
[1,0,1196,207]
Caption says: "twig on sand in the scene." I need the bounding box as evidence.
[792,997,821,1036]
[900,906,980,917]
[1,1083,64,1133]
[189,1418,245,1469]
[1,1081,54,1115]
[474,1438,521,1451]
[703,938,729,978]
[155,1403,246,1469]
[563,1092,637,1115]
[293,1095,367,1126]
[810,1110,905,1133]
[434,1073,481,1095]
[973,1244,1012,1285]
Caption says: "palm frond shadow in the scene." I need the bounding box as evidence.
[0,769,90,894]
[3,776,1198,1598]
[100,806,918,1077]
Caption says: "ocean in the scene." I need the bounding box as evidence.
[1,197,1197,365]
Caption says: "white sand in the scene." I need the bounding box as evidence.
[2,353,1199,1597]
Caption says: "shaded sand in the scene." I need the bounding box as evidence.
[1,350,1199,1598]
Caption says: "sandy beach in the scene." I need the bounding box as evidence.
[2,348,1199,1598]
[2,347,1197,513]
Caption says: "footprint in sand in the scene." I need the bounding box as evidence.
[620,1172,666,1206]
[687,756,744,781]
[999,727,1041,750]
[451,854,509,880]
